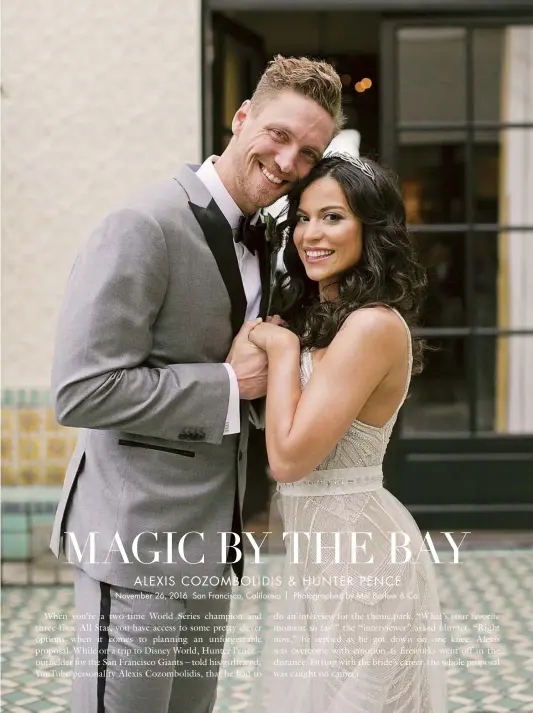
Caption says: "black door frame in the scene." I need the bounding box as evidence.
[208,0,533,10]
[202,8,267,157]
[380,14,533,529]
[201,2,533,527]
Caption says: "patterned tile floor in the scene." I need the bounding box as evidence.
[2,549,533,713]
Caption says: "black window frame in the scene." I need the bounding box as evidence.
[381,14,533,437]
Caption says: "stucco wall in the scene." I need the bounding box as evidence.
[2,0,202,389]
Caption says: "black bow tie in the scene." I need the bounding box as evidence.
[234,215,266,256]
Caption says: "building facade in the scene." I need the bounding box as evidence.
[2,1,532,557]
[2,0,203,561]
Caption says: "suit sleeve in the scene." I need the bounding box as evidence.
[51,208,230,444]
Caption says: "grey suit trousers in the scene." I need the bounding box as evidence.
[72,568,231,713]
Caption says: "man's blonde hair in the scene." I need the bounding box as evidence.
[251,55,344,134]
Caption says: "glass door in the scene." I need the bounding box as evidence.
[381,16,533,529]
[210,13,267,156]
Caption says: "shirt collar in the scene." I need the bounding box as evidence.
[195,155,259,230]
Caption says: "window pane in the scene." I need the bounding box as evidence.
[398,135,466,223]
[474,26,533,124]
[477,335,533,433]
[398,27,466,124]
[474,129,533,224]
[414,233,466,328]
[407,231,529,333]
[401,337,468,434]
[398,129,533,229]
[473,28,505,123]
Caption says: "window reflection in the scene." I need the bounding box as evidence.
[414,233,466,329]
[398,27,466,124]
[399,138,466,224]
[402,338,468,434]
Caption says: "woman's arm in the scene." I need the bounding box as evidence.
[250,308,405,482]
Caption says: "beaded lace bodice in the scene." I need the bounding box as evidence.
[299,311,413,472]
[263,316,448,713]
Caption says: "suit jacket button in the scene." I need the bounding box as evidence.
[238,451,243,462]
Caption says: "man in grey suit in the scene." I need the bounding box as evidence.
[50,55,343,713]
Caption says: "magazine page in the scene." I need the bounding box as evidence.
[2,525,533,711]
[2,5,533,713]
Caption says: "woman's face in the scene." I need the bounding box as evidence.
[293,176,363,300]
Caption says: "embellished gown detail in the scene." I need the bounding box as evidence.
[255,312,448,713]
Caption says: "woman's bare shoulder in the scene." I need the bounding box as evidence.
[338,306,408,345]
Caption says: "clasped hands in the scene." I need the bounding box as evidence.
[225,315,298,400]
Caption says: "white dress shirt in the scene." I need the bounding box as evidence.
[196,156,262,434]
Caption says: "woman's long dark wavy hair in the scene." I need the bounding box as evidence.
[275,154,427,373]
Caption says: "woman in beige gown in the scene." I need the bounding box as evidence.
[247,155,448,712]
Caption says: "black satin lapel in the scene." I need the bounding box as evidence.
[258,240,273,318]
[189,200,247,337]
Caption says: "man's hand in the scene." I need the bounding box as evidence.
[226,319,268,400]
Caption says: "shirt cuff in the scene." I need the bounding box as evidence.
[222,363,241,435]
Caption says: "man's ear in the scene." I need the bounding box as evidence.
[232,99,252,136]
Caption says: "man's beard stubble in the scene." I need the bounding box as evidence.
[237,158,289,211]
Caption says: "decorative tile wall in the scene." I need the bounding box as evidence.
[1,390,78,487]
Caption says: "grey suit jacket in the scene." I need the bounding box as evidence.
[49,165,272,593]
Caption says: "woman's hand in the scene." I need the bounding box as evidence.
[266,314,288,328]
[248,317,299,353]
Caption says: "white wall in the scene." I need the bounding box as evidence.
[2,0,202,388]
